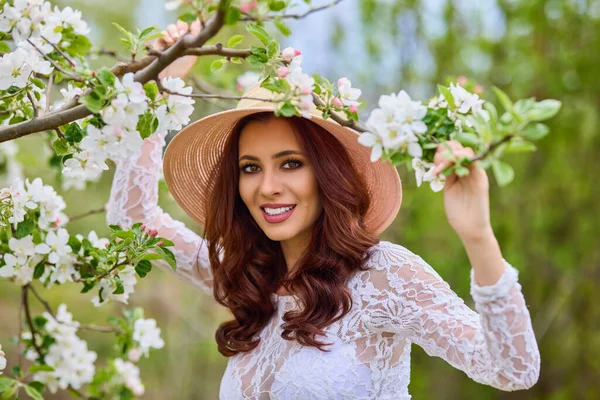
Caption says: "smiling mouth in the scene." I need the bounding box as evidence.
[260,205,297,223]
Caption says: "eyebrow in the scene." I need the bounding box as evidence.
[239,150,305,162]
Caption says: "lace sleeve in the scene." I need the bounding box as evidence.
[363,243,540,391]
[105,131,213,294]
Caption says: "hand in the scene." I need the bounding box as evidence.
[431,140,492,242]
[153,19,201,80]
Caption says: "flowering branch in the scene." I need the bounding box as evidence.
[241,0,345,21]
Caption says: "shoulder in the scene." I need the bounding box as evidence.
[352,240,448,295]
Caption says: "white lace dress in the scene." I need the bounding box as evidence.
[106,132,540,399]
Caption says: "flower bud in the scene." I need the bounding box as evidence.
[105,242,109,248]
[277,66,289,78]
[457,75,468,86]
[128,348,142,363]
[301,86,311,96]
[141,224,146,231]
[282,47,296,62]
[474,84,484,94]
[150,229,158,237]
[337,77,349,87]
[332,97,343,108]
[294,49,302,56]
[349,104,358,113]
[115,237,123,243]
[113,270,119,276]
[157,241,164,247]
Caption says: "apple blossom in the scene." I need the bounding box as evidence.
[133,318,165,357]
[0,343,6,374]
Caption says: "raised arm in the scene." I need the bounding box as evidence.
[364,243,540,391]
[105,130,213,293]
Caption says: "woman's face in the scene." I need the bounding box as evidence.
[238,117,323,246]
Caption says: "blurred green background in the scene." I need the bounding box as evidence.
[1,0,599,398]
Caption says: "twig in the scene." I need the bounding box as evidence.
[311,93,368,132]
[28,283,55,318]
[26,39,85,83]
[18,287,24,366]
[54,127,64,139]
[158,80,272,102]
[241,0,345,21]
[68,206,107,222]
[26,91,38,118]
[41,35,76,68]
[45,73,53,114]
[23,285,44,359]
[95,47,128,63]
[184,45,252,58]
[471,135,514,162]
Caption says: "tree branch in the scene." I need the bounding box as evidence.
[23,285,44,360]
[41,35,76,68]
[241,0,345,21]
[184,45,252,58]
[472,135,514,162]
[311,93,367,133]
[0,0,230,143]
[68,206,107,222]
[26,39,85,83]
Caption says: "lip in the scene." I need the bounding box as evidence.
[260,203,296,208]
[261,205,296,223]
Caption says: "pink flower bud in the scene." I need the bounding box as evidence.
[474,84,484,94]
[294,49,302,56]
[349,104,358,113]
[113,270,119,276]
[277,66,289,78]
[282,47,296,62]
[332,97,343,108]
[301,86,311,96]
[128,348,142,363]
[157,241,164,247]
[240,0,258,13]
[141,224,146,231]
[105,242,109,248]
[457,75,468,86]
[337,77,349,87]
[150,229,158,237]
[300,100,311,110]
[115,237,123,243]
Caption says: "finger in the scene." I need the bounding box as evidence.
[190,18,201,34]
[431,158,454,177]
[154,36,166,49]
[176,20,189,34]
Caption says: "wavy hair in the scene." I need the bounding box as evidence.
[201,112,380,356]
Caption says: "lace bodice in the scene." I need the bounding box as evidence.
[106,134,540,399]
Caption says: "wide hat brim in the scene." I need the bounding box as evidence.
[163,83,402,235]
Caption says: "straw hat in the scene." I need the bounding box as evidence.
[163,82,402,235]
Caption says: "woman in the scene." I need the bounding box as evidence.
[106,20,540,399]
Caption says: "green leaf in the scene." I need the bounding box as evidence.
[52,138,70,156]
[33,263,45,279]
[16,219,35,239]
[138,26,156,39]
[521,123,549,141]
[210,59,225,72]
[437,84,455,109]
[225,7,241,25]
[178,11,197,24]
[112,22,132,37]
[31,78,45,90]
[80,280,96,293]
[525,99,562,121]
[65,123,83,144]
[0,376,16,392]
[505,140,537,153]
[154,247,177,271]
[112,275,125,295]
[140,253,163,261]
[136,112,158,139]
[274,18,291,36]
[135,260,152,278]
[227,35,244,48]
[24,384,44,400]
[247,54,267,68]
[143,81,158,101]
[279,102,297,117]
[65,34,92,57]
[246,23,271,46]
[0,385,17,400]
[492,160,515,186]
[0,41,11,52]
[492,86,513,113]
[97,69,116,87]
[79,91,104,114]
[454,131,480,147]
[268,0,287,11]
[29,364,55,373]
[27,382,44,394]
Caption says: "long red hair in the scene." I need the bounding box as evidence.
[201,112,380,356]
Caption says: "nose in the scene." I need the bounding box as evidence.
[258,167,283,197]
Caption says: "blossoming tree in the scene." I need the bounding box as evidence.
[0,0,561,398]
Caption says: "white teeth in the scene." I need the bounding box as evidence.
[263,205,295,216]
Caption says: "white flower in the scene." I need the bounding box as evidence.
[114,358,144,396]
[156,94,195,132]
[0,344,6,374]
[281,47,297,62]
[412,157,431,187]
[0,48,33,89]
[357,132,384,162]
[62,151,108,182]
[79,125,117,159]
[236,71,260,92]
[161,76,192,96]
[337,78,361,107]
[76,230,109,250]
[34,228,72,264]
[448,83,483,114]
[9,235,36,263]
[165,0,185,10]
[91,266,138,306]
[133,318,165,357]
[116,73,147,104]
